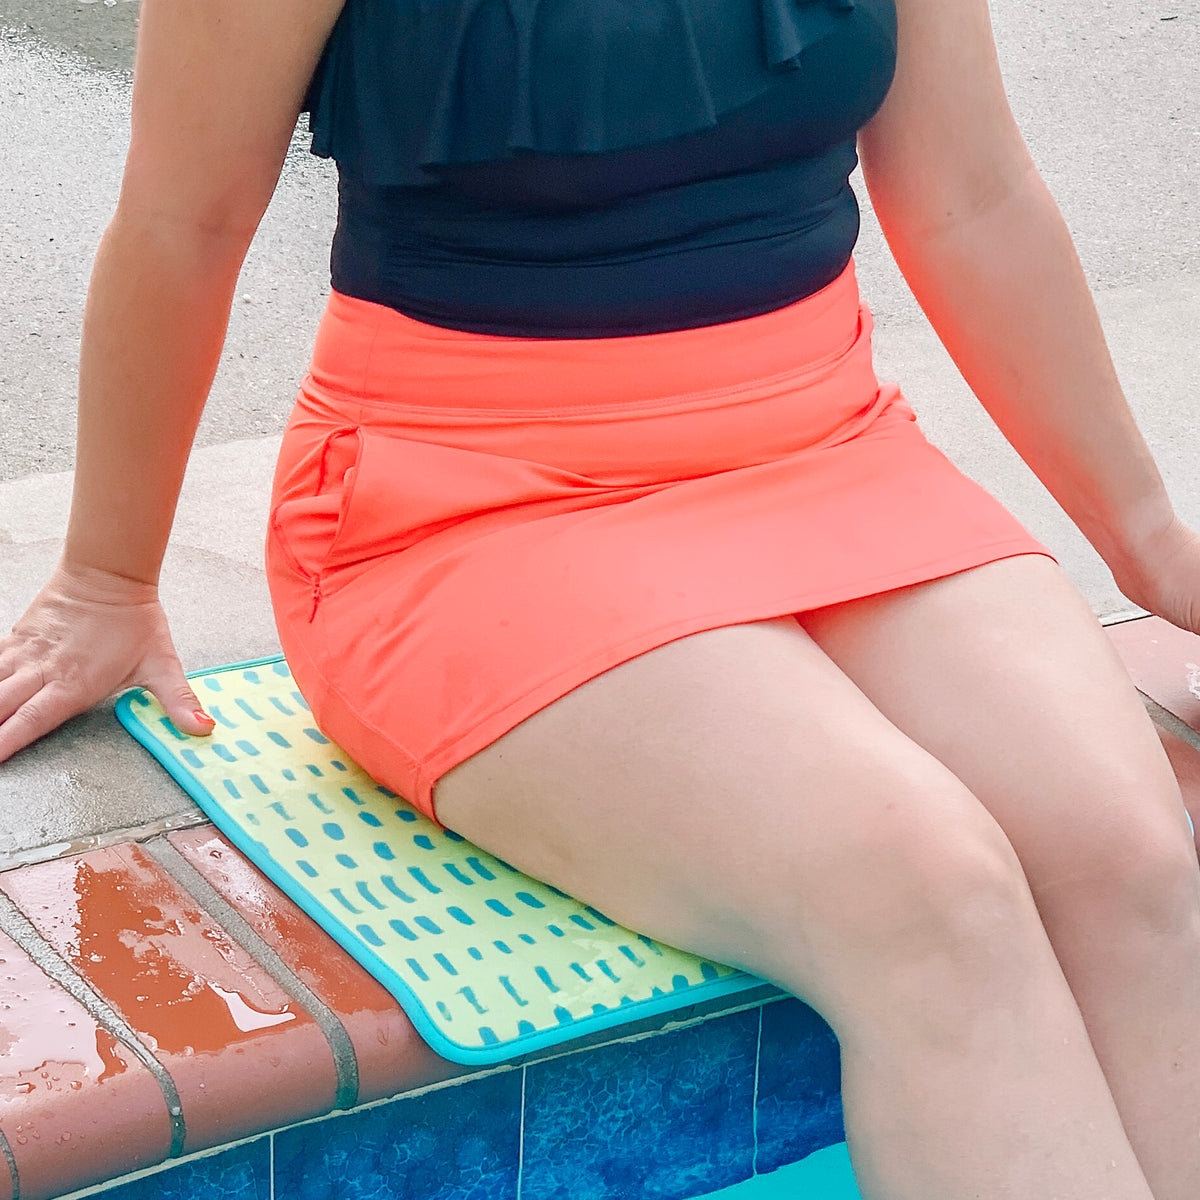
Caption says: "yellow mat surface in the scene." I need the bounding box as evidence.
[117,656,770,1063]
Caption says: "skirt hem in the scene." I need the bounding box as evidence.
[295,538,1052,827]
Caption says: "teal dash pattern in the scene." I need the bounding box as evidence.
[118,656,759,1061]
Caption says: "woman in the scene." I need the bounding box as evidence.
[2,0,1199,1195]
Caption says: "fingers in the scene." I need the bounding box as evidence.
[0,668,41,727]
[0,598,215,762]
[0,636,19,684]
[0,660,215,763]
[0,676,88,764]
[140,656,215,738]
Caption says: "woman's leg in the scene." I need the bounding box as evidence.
[435,617,1154,1200]
[800,554,1200,1200]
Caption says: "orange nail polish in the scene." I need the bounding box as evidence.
[193,710,215,727]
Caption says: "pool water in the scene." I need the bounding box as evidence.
[698,1144,861,1199]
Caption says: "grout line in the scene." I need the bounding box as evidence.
[0,810,209,873]
[0,1123,19,1200]
[1098,611,1200,758]
[751,1005,762,1176]
[1141,692,1200,755]
[48,993,787,1199]
[243,1059,516,1132]
[1098,609,1149,627]
[269,1133,275,1200]
[511,986,785,1071]
[0,888,188,1157]
[48,981,786,1174]
[47,1133,273,1200]
[516,1066,527,1200]
[144,837,362,1110]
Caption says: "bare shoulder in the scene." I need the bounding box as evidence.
[119,0,348,235]
[858,0,1036,229]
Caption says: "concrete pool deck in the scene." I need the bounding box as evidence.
[2,0,1199,862]
[1,1,1199,1196]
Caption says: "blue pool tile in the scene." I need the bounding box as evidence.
[94,1138,269,1200]
[522,1008,758,1200]
[755,998,844,1174]
[273,1069,521,1200]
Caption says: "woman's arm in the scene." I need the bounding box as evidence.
[0,0,344,759]
[858,0,1199,625]
[70,0,343,582]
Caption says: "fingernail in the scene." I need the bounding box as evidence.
[193,709,215,727]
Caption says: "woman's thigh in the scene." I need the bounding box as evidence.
[797,554,1197,914]
[434,615,1034,1014]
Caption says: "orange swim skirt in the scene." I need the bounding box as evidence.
[266,262,1048,824]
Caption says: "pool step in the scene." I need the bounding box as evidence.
[2,614,1198,1199]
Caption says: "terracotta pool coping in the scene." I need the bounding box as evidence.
[0,613,1198,1199]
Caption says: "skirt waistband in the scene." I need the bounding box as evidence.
[306,261,868,416]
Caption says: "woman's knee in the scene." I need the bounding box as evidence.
[739,771,1048,1012]
[1031,767,1200,946]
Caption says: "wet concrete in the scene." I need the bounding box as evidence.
[1,0,1198,859]
[0,28,334,481]
[0,534,279,862]
[0,0,138,73]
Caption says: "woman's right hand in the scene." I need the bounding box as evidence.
[0,562,214,763]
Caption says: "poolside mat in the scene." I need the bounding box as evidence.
[116,656,769,1064]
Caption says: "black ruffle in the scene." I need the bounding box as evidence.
[307,0,859,184]
[763,0,857,68]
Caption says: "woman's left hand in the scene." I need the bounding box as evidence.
[1109,516,1200,637]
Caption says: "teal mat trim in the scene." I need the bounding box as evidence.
[117,656,773,1065]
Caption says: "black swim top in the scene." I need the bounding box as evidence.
[305,0,897,336]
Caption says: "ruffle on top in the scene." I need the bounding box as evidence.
[307,0,862,185]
